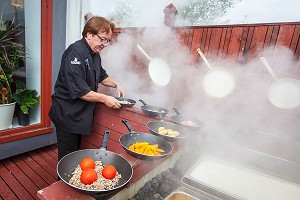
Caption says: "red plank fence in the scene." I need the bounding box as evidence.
[114,22,300,65]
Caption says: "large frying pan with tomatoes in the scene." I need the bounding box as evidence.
[57,131,133,196]
[119,120,173,160]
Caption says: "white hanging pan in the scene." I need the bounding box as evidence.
[260,57,300,109]
[197,48,236,98]
[136,44,171,86]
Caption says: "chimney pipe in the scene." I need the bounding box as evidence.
[163,3,178,27]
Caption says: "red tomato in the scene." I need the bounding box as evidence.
[80,157,95,170]
[80,168,98,185]
[102,165,117,179]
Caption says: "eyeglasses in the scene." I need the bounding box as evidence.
[96,34,111,46]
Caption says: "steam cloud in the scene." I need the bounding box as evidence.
[99,27,300,177]
[93,0,300,184]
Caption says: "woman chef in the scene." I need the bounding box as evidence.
[49,16,125,166]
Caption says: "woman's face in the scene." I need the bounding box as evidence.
[86,30,112,53]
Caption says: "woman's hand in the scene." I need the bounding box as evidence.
[116,84,126,97]
[100,77,126,97]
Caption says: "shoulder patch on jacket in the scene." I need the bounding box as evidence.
[71,57,81,65]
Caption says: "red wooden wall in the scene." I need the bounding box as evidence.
[111,22,300,107]
[176,23,300,64]
[114,22,300,65]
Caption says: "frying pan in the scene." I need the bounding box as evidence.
[114,97,136,108]
[136,43,171,86]
[260,57,300,109]
[139,99,169,117]
[197,48,236,98]
[119,119,173,160]
[57,131,133,195]
[170,108,204,131]
[146,117,189,142]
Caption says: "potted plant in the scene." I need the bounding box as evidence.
[12,81,40,126]
[0,18,25,130]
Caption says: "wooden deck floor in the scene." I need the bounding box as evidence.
[0,144,58,200]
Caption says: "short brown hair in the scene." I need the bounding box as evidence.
[82,16,115,37]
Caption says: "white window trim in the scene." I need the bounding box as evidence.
[66,0,91,48]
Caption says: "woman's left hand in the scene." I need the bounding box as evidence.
[116,84,126,97]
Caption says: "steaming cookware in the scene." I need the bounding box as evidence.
[57,130,133,196]
[170,108,204,131]
[120,119,173,160]
[139,99,169,117]
[114,97,136,108]
[197,48,236,98]
[137,43,171,86]
[146,116,189,142]
[260,57,300,109]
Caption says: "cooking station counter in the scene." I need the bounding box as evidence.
[37,103,186,200]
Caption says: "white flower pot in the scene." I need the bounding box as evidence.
[0,102,16,130]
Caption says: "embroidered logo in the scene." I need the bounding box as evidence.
[71,57,81,65]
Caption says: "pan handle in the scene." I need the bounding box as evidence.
[139,99,148,106]
[197,48,213,70]
[136,43,152,61]
[260,57,279,80]
[100,130,111,150]
[173,108,182,116]
[122,120,136,133]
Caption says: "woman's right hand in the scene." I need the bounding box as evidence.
[104,95,121,109]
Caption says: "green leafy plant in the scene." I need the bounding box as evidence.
[0,18,25,104]
[12,81,40,114]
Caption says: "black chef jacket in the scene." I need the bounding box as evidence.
[49,37,108,134]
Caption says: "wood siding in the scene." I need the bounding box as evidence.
[112,22,300,108]
[115,22,300,64]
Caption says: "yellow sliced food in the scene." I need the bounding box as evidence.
[138,144,148,154]
[155,148,165,153]
[143,145,151,155]
[128,145,135,151]
[128,142,165,156]
[134,142,149,148]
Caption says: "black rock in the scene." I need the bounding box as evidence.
[144,181,152,191]
[156,174,164,183]
[137,189,144,196]
[159,183,172,194]
[151,177,160,188]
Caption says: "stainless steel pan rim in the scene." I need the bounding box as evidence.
[267,78,300,109]
[197,48,236,98]
[137,44,171,86]
[202,67,236,98]
[260,57,300,109]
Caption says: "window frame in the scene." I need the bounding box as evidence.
[0,0,53,144]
